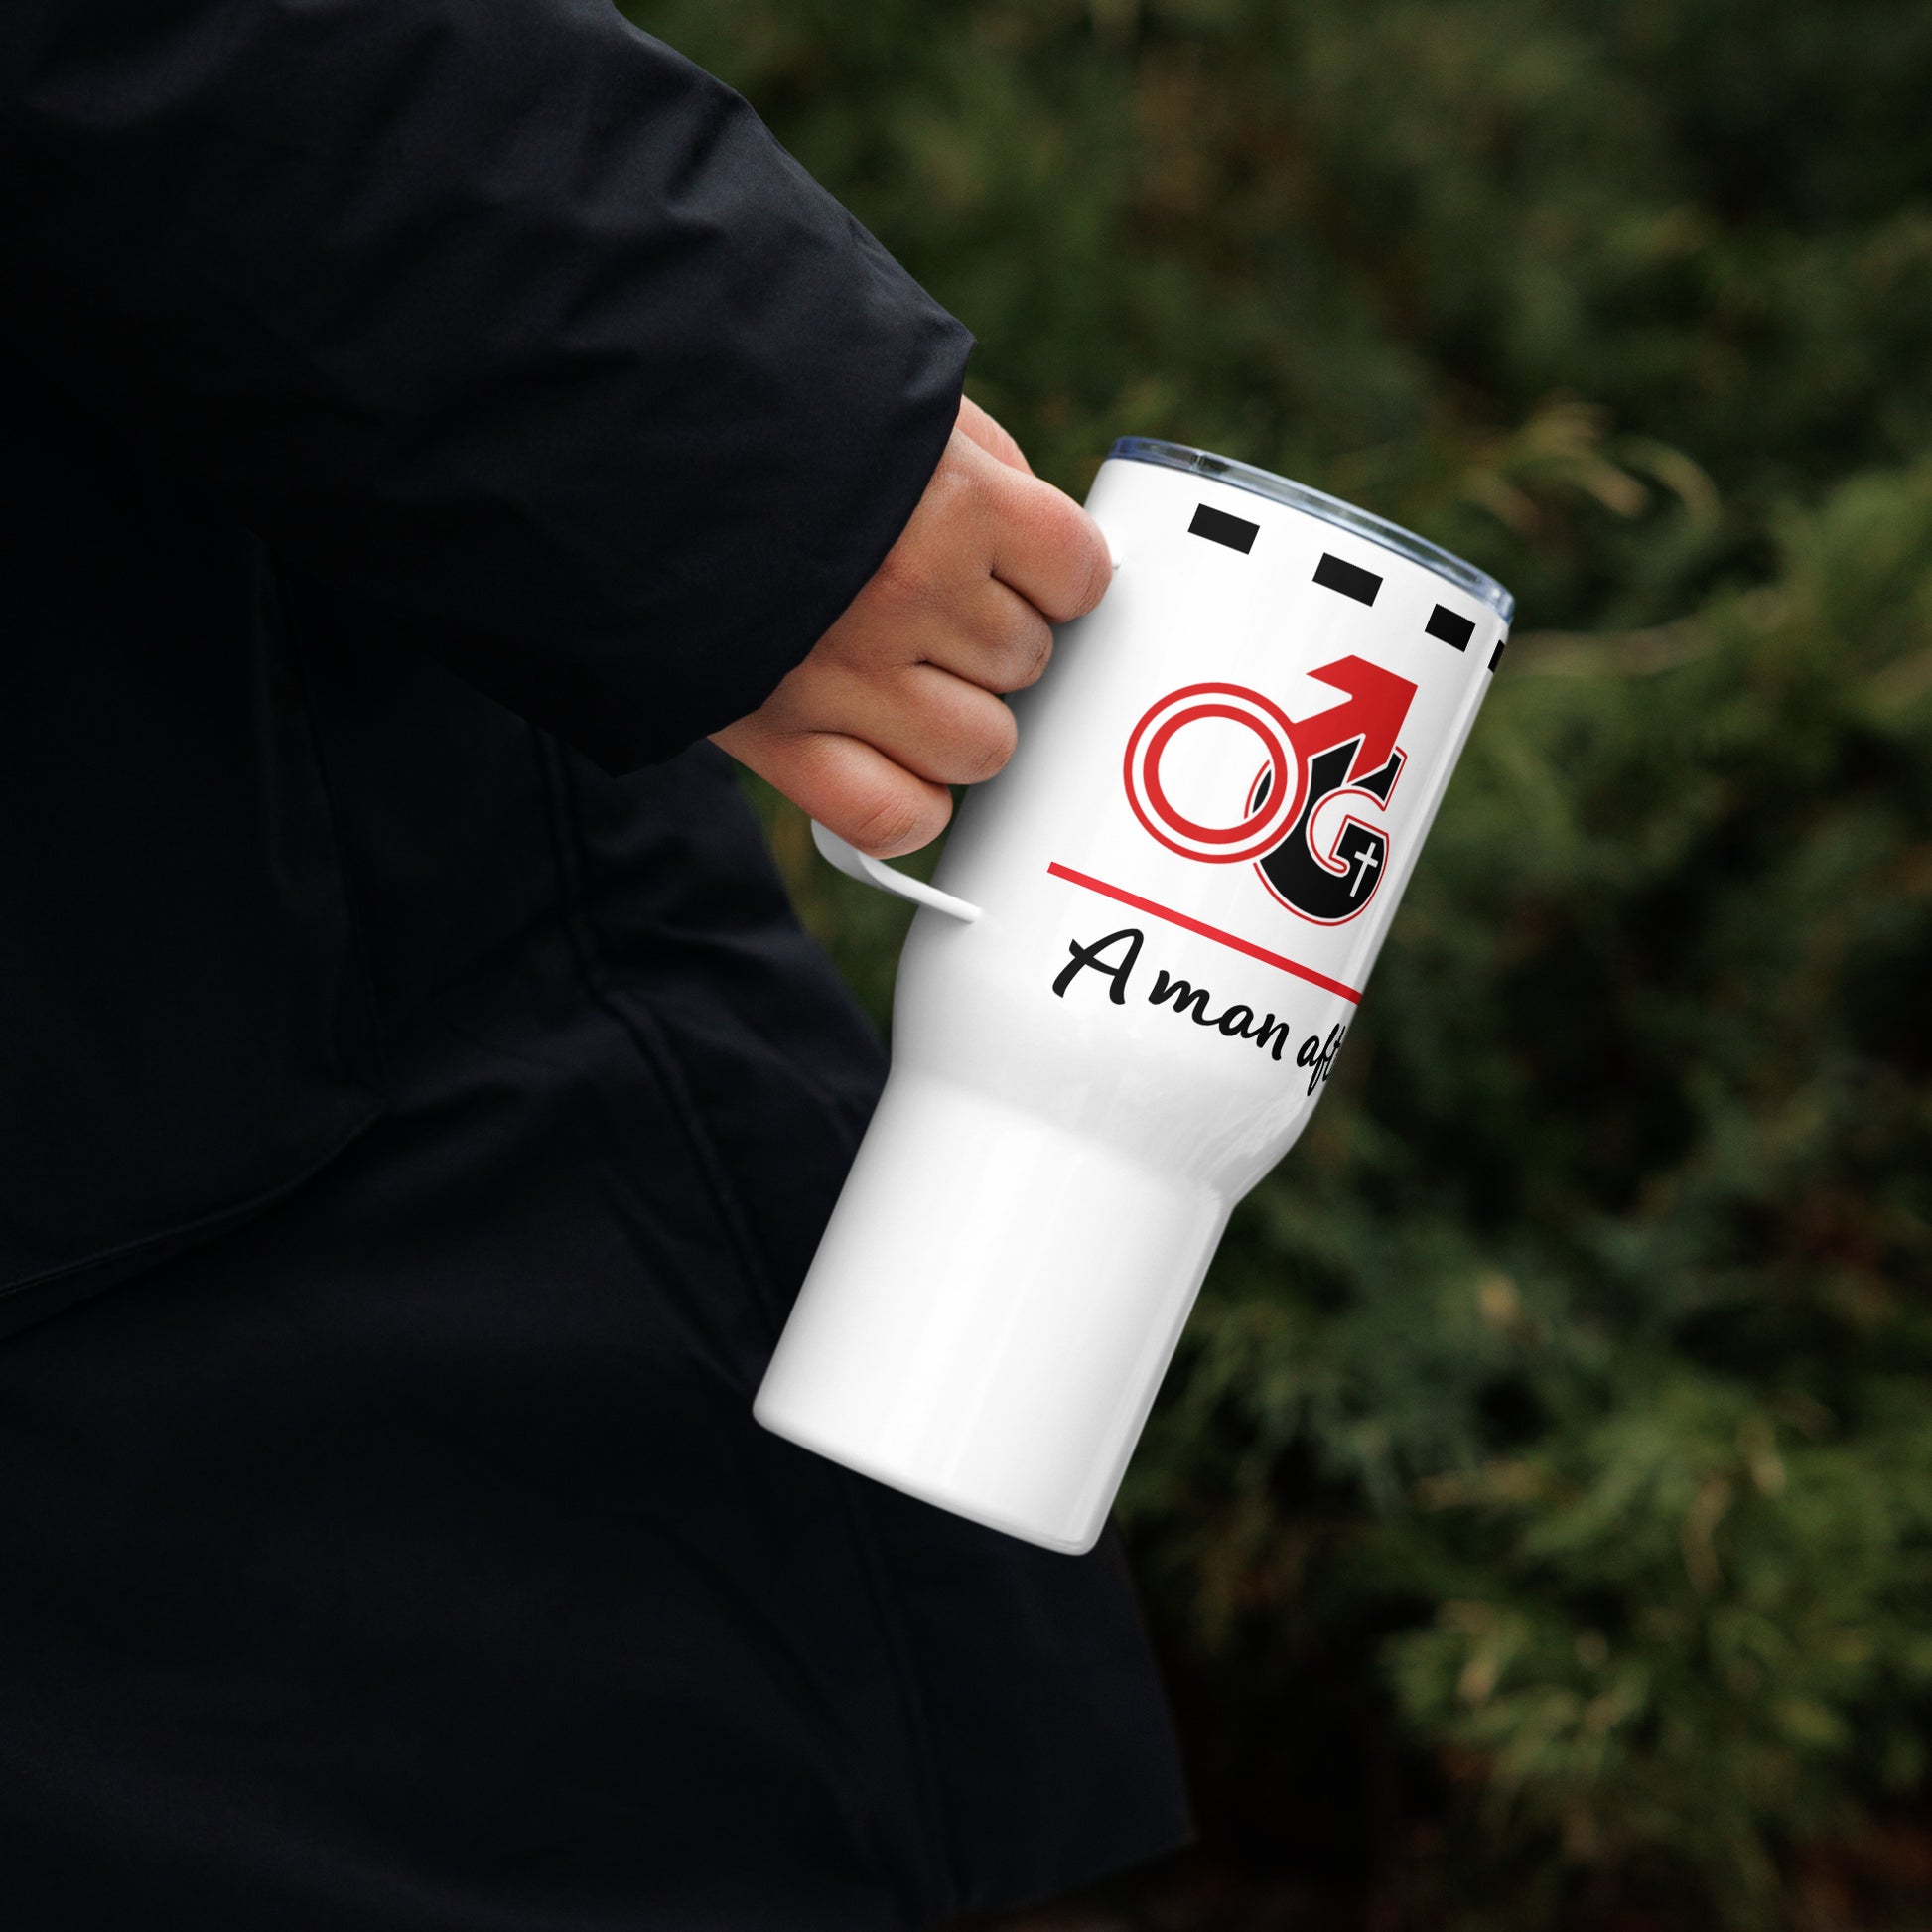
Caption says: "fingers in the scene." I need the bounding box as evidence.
[954,394,1034,475]
[970,446,1113,625]
[953,400,1111,623]
[706,399,1107,857]
[713,652,1021,857]
[916,574,1055,694]
[755,653,1021,788]
[875,665,1020,784]
[712,720,954,858]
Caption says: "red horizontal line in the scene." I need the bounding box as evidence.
[1046,862,1363,1005]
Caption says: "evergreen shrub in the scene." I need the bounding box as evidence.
[632,1,1932,1920]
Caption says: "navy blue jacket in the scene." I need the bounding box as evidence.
[0,1,1187,1923]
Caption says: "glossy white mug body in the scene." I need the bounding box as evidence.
[755,440,1513,1553]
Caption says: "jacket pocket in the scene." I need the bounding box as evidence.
[0,454,384,1339]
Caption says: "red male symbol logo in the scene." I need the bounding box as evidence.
[1123,656,1419,925]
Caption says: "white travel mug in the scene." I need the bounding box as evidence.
[755,438,1514,1553]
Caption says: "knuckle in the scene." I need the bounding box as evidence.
[963,704,1019,782]
[1059,513,1111,620]
[1006,613,1054,689]
[1028,497,1107,621]
[869,535,935,613]
[871,474,969,614]
[1074,529,1112,615]
[918,449,978,535]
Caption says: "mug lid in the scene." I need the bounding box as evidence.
[1111,436,1515,625]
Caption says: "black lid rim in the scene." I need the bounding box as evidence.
[1110,436,1516,626]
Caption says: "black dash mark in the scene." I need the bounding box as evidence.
[1188,503,1259,554]
[1312,552,1382,606]
[1488,637,1507,672]
[1426,604,1475,651]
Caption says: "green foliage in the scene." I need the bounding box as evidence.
[629,0,1932,1921]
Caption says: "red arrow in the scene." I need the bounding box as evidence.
[1287,655,1418,785]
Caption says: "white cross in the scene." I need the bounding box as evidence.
[1348,845,1381,897]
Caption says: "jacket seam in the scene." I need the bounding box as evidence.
[274,562,392,1097]
[0,1103,381,1311]
[530,733,779,1323]
[527,729,966,1919]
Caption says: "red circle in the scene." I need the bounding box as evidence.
[1122,683,1305,863]
[1141,704,1288,845]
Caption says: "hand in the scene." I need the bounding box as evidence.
[710,396,1112,855]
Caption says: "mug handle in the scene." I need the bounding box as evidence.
[809,819,983,925]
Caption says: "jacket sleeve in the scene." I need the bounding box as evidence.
[0,0,971,770]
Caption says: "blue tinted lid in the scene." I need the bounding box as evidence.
[1111,436,1515,625]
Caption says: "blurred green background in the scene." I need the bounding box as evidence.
[631,2,1932,1924]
